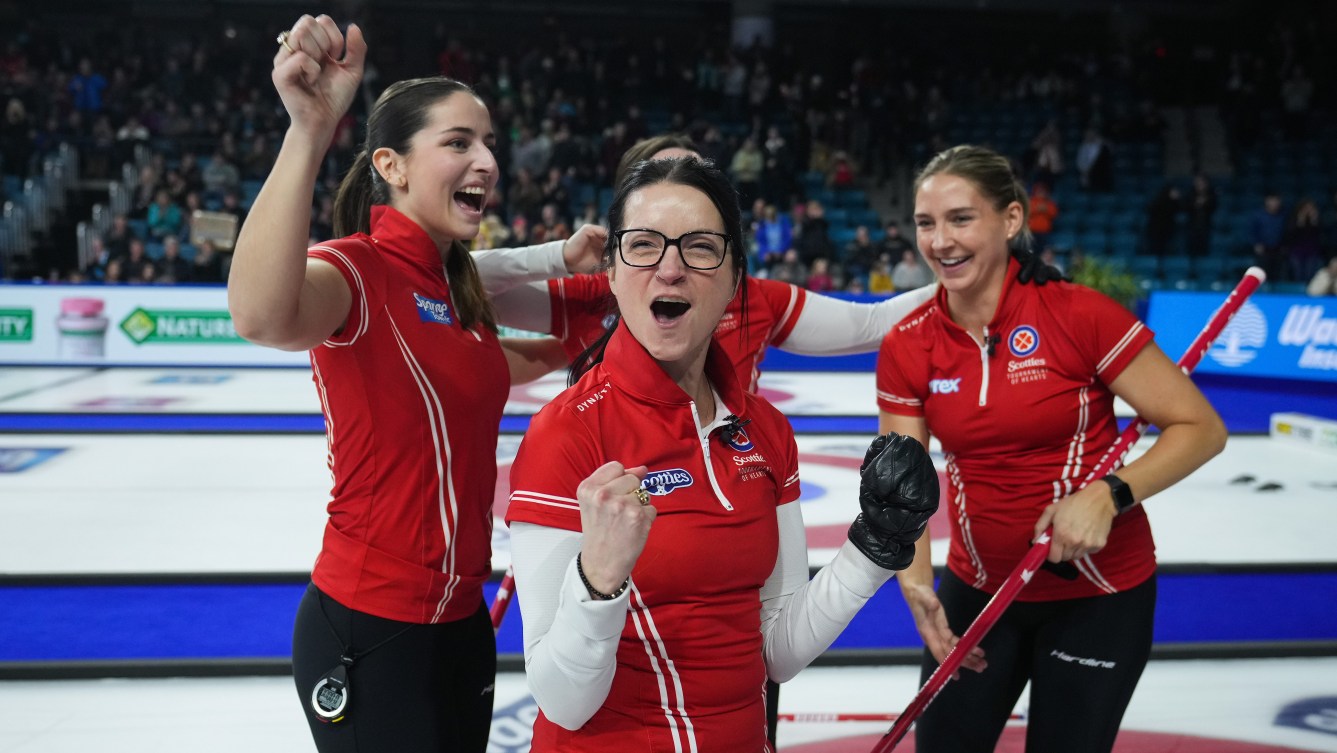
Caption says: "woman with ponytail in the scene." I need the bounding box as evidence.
[228,15,555,752]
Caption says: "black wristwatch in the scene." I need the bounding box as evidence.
[1102,473,1136,515]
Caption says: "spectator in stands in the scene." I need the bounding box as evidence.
[806,257,837,292]
[1145,185,1182,257]
[129,164,161,220]
[84,236,113,281]
[102,213,136,260]
[1027,181,1059,252]
[102,257,125,284]
[769,247,807,286]
[513,123,551,180]
[121,238,154,283]
[507,167,544,225]
[892,248,934,292]
[155,236,192,283]
[754,203,793,267]
[539,166,571,216]
[878,221,914,260]
[844,225,880,281]
[202,147,241,202]
[868,253,895,295]
[729,136,764,208]
[68,57,108,115]
[241,134,275,181]
[146,188,184,240]
[1307,256,1337,297]
[473,212,511,250]
[1285,198,1324,284]
[114,113,150,166]
[191,239,224,284]
[762,124,796,204]
[826,150,857,190]
[1,97,33,179]
[1251,192,1287,281]
[795,198,836,264]
[538,202,571,242]
[1186,174,1218,257]
[1076,128,1113,192]
[1026,120,1064,187]
[218,189,249,229]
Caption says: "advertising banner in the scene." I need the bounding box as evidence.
[0,284,308,366]
[1147,291,1337,383]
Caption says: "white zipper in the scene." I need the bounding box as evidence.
[977,325,991,407]
[690,401,735,511]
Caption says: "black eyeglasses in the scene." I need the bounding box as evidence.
[613,228,731,270]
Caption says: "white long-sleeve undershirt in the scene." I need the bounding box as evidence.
[776,283,936,355]
[472,241,568,298]
[510,508,893,730]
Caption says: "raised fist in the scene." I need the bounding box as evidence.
[848,433,939,570]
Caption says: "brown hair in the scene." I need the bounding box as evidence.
[613,133,699,187]
[333,77,496,331]
[913,144,1032,252]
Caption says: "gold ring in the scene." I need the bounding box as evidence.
[633,488,650,506]
[276,30,296,53]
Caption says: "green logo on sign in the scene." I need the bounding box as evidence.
[0,308,34,342]
[119,308,242,345]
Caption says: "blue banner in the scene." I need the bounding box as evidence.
[1147,291,1337,383]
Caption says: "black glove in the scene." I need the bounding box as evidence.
[1013,248,1068,285]
[848,433,940,570]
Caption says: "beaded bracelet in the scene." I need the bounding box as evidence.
[576,553,629,600]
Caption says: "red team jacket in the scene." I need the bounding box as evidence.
[876,263,1158,601]
[546,274,808,393]
[307,206,510,624]
[506,325,801,752]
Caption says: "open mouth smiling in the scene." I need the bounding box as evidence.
[455,186,485,212]
[651,298,690,322]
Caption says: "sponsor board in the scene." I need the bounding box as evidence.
[1148,291,1337,382]
[0,284,307,366]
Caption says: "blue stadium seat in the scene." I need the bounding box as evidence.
[834,189,868,209]
[1160,255,1193,284]
[1129,255,1161,280]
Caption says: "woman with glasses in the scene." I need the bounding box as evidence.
[478,133,1062,393]
[503,157,939,751]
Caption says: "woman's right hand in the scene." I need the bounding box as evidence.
[272,14,366,136]
[576,461,654,596]
[901,581,987,674]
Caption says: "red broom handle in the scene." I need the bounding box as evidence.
[871,267,1266,753]
[490,566,516,632]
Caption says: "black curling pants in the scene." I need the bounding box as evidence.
[292,583,497,753]
[915,569,1155,753]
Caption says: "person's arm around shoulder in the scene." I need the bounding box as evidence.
[227,15,364,352]
[779,282,936,356]
[1034,341,1227,563]
[474,223,606,297]
[882,411,987,673]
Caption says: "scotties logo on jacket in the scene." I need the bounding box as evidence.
[642,468,694,496]
[413,293,455,325]
[1008,325,1040,357]
[724,426,754,452]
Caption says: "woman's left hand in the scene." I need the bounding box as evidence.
[1033,481,1117,563]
